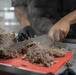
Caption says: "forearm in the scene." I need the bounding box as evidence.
[61,10,76,25]
[14,7,30,27]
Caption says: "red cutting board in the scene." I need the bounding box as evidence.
[0,52,74,73]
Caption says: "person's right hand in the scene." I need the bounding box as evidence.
[18,26,35,42]
[48,19,70,42]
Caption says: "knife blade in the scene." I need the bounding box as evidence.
[6,34,66,51]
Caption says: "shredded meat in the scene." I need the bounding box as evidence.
[0,28,5,34]
[0,49,18,59]
[0,28,18,59]
[22,41,66,67]
[0,28,17,49]
[0,28,66,67]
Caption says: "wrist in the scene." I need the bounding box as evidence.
[63,18,72,25]
[64,17,76,25]
[61,10,76,25]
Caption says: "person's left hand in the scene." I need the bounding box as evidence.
[48,19,70,42]
[18,26,35,42]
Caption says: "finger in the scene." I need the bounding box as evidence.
[30,28,35,38]
[48,31,55,42]
[60,30,65,40]
[18,35,25,42]
[26,27,35,38]
[54,30,65,41]
[54,30,60,41]
[65,26,70,37]
[22,33,28,40]
[18,31,25,42]
[27,29,35,38]
[61,26,70,37]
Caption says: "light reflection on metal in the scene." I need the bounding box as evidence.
[4,22,19,26]
[3,8,8,11]
[9,7,14,10]
[3,7,14,11]
[5,22,10,25]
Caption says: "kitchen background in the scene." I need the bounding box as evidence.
[0,0,21,33]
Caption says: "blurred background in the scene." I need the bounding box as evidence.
[0,0,21,33]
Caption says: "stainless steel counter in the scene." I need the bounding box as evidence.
[65,43,76,71]
[56,43,76,74]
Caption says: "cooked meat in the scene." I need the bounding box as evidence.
[0,28,17,49]
[26,42,54,67]
[22,41,66,67]
[0,28,5,34]
[0,28,66,67]
[0,49,18,59]
[49,46,66,57]
[0,28,18,59]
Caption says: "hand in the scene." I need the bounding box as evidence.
[48,19,70,42]
[18,26,35,42]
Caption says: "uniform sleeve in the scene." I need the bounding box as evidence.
[12,0,27,7]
